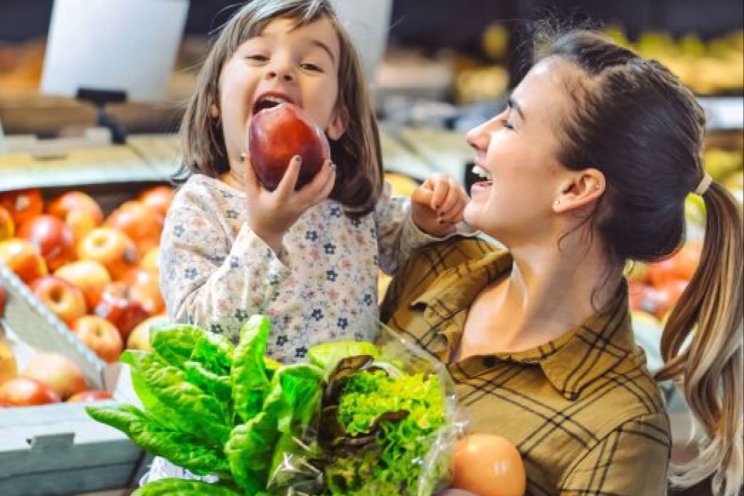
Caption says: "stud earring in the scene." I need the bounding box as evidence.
[240,152,247,161]
[553,199,561,206]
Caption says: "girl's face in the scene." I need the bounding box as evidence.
[463,57,579,246]
[217,16,346,168]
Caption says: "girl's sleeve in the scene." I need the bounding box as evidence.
[559,413,670,495]
[374,183,474,275]
[159,187,290,337]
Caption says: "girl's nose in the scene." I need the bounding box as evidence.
[266,60,294,82]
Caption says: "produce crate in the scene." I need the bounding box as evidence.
[0,138,177,495]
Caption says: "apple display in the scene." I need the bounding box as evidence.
[54,259,111,309]
[77,227,139,281]
[30,276,87,327]
[122,268,164,315]
[0,339,17,385]
[126,314,168,352]
[66,389,113,403]
[20,352,87,400]
[248,102,330,191]
[47,191,104,225]
[0,238,48,284]
[0,205,14,241]
[0,188,43,227]
[140,245,160,275]
[18,215,76,271]
[137,185,175,218]
[105,201,164,256]
[71,316,124,363]
[95,282,150,340]
[0,377,61,407]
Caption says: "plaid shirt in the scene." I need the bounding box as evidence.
[381,237,671,496]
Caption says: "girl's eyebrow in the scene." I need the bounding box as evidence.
[309,39,336,65]
[507,96,526,121]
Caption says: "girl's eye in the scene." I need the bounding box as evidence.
[301,63,322,72]
[246,54,268,62]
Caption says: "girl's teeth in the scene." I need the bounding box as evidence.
[472,164,493,180]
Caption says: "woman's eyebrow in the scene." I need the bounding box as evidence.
[507,96,526,121]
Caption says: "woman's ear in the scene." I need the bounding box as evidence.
[553,168,605,213]
[326,106,349,140]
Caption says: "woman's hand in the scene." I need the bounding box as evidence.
[244,155,335,253]
[411,173,469,237]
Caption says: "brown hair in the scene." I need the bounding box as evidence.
[537,30,743,495]
[174,0,383,217]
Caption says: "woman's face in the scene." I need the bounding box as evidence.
[463,57,579,246]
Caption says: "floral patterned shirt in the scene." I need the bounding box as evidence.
[158,174,443,362]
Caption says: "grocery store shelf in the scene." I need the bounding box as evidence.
[698,96,744,131]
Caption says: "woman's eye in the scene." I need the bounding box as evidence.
[501,119,514,130]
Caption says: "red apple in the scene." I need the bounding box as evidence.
[66,389,113,403]
[140,245,160,275]
[20,352,87,400]
[648,241,702,288]
[0,284,5,320]
[126,314,168,351]
[0,205,14,241]
[0,339,17,385]
[47,191,104,225]
[0,238,48,284]
[122,268,164,315]
[18,215,76,271]
[54,259,111,309]
[248,102,330,191]
[77,227,139,281]
[105,201,164,256]
[71,316,123,363]
[0,188,43,227]
[64,208,100,246]
[30,276,87,327]
[0,377,61,407]
[95,282,150,340]
[137,185,175,218]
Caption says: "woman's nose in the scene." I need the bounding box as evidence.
[466,122,489,151]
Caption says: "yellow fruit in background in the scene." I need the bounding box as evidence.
[679,34,707,58]
[482,23,509,60]
[385,172,420,198]
[685,193,707,227]
[722,170,743,191]
[0,340,18,386]
[703,148,743,181]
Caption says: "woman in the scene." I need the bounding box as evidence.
[382,29,742,496]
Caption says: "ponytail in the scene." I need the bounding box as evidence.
[655,182,743,496]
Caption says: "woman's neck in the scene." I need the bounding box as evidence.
[461,236,622,357]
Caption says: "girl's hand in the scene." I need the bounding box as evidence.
[411,173,469,237]
[244,155,335,253]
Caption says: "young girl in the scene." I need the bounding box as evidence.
[159,0,468,363]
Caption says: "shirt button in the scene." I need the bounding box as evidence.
[482,356,497,367]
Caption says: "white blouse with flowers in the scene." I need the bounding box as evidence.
[158,173,443,362]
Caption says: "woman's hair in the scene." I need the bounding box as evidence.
[175,0,382,217]
[536,29,743,496]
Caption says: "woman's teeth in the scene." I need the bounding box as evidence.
[472,164,493,181]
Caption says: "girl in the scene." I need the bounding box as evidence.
[160,0,469,363]
[383,29,742,496]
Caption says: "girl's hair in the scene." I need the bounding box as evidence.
[175,0,382,217]
[536,29,743,496]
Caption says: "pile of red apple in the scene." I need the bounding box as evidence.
[0,185,173,369]
[628,240,702,326]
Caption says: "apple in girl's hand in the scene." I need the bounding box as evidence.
[21,352,87,400]
[54,259,111,309]
[31,276,87,327]
[18,215,76,271]
[66,389,113,403]
[249,102,330,191]
[0,377,61,407]
[0,238,48,284]
[95,282,150,340]
[77,227,139,281]
[71,316,123,363]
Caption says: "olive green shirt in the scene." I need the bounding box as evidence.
[381,238,671,496]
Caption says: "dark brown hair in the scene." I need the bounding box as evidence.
[174,0,382,217]
[537,30,743,496]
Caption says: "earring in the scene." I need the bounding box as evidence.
[553,199,561,206]
[594,184,601,191]
[240,152,247,161]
